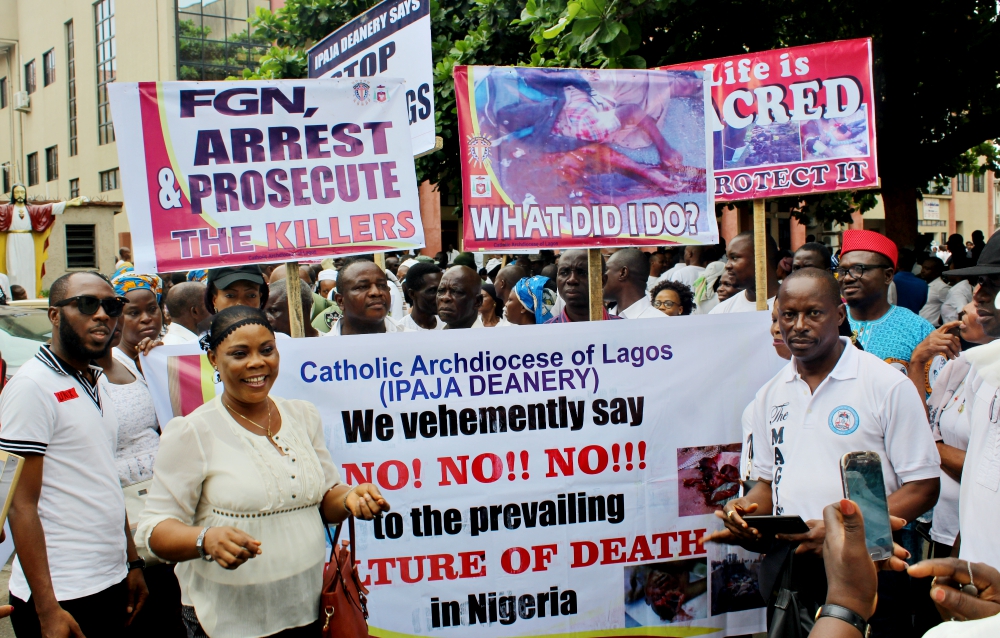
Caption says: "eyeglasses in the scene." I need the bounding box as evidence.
[652,299,680,309]
[52,295,129,317]
[833,264,889,280]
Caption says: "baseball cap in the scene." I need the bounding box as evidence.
[947,230,1000,277]
[207,265,266,290]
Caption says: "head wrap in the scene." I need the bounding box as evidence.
[400,258,419,270]
[187,269,208,283]
[693,261,725,303]
[111,266,163,303]
[482,283,503,318]
[318,269,338,282]
[514,276,557,324]
[840,230,898,268]
[199,306,274,351]
[485,258,503,274]
[453,252,477,268]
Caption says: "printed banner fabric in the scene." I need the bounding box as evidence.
[454,66,717,252]
[142,314,784,636]
[661,38,878,201]
[308,0,436,155]
[108,79,423,273]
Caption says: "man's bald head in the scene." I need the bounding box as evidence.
[165,281,210,331]
[337,259,384,294]
[494,265,526,304]
[777,268,846,362]
[778,267,842,306]
[436,266,483,328]
[607,248,649,287]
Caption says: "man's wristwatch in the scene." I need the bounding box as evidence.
[195,527,214,561]
[816,604,870,637]
[127,557,145,572]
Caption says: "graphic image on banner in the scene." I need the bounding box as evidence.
[142,314,785,636]
[454,66,717,252]
[662,38,878,201]
[108,79,424,273]
[308,0,436,155]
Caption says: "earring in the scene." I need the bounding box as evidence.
[213,368,221,384]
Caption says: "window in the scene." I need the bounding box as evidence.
[66,21,77,156]
[45,147,58,182]
[24,60,36,94]
[974,173,985,193]
[69,178,79,198]
[99,167,119,191]
[65,225,97,268]
[95,0,116,145]
[0,77,6,109]
[43,49,56,86]
[957,173,970,192]
[27,153,38,186]
[177,0,270,81]
[2,164,9,194]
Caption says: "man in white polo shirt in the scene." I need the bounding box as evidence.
[711,268,940,637]
[605,248,664,319]
[710,231,779,313]
[2,272,147,637]
[946,232,1000,570]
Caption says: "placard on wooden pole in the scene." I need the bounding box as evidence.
[752,199,768,311]
[588,248,604,321]
[285,261,306,338]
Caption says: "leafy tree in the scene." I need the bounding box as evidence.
[243,0,1000,244]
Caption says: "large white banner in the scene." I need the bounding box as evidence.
[308,0,436,155]
[143,314,783,636]
[108,79,423,273]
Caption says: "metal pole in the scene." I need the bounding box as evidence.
[588,248,604,321]
[285,261,305,338]
[753,199,768,311]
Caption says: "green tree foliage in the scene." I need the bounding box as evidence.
[242,0,999,241]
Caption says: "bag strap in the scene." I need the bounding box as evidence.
[319,507,343,550]
[349,515,357,566]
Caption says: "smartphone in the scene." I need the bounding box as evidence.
[742,515,809,538]
[840,451,894,561]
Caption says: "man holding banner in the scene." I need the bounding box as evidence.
[713,269,940,636]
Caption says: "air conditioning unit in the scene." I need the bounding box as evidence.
[13,91,29,113]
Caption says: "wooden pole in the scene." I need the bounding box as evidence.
[374,253,386,269]
[588,248,604,321]
[752,199,768,311]
[285,260,306,338]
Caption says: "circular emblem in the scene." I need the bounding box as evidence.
[828,405,860,435]
[925,354,948,394]
[884,357,909,374]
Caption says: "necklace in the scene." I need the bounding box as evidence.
[223,398,273,439]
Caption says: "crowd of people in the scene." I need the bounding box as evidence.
[0,226,998,637]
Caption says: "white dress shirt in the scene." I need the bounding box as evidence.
[709,290,775,314]
[940,279,972,324]
[669,265,706,288]
[161,322,200,345]
[919,277,952,325]
[612,296,664,319]
[325,316,406,335]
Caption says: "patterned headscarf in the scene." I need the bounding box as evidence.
[514,276,557,324]
[111,266,163,303]
[187,269,208,283]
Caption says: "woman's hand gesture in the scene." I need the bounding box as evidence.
[204,527,262,570]
[345,483,391,520]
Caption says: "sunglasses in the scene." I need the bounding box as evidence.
[52,295,129,317]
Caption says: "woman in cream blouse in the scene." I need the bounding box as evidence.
[137,306,389,638]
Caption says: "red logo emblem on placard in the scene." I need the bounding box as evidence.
[54,388,79,402]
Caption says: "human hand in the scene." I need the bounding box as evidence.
[709,498,761,544]
[908,558,1000,621]
[125,568,148,626]
[204,527,262,570]
[346,483,391,520]
[912,322,962,364]
[778,518,826,555]
[0,604,11,619]
[38,606,85,637]
[821,499,878,620]
[135,337,163,356]
[65,197,88,208]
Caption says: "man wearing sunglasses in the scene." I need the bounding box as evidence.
[0,272,148,637]
[837,230,936,374]
[946,231,1000,579]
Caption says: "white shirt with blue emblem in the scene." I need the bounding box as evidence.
[746,337,940,521]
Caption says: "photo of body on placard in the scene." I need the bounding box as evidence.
[624,558,708,626]
[722,120,803,169]
[676,444,742,516]
[801,108,870,160]
[467,67,709,207]
[709,544,765,616]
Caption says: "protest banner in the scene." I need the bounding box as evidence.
[662,38,878,201]
[308,0,436,155]
[108,79,424,274]
[143,314,785,636]
[454,66,717,252]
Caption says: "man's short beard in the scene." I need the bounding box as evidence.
[59,311,112,361]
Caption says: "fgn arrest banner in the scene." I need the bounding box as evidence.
[308,0,436,155]
[143,315,785,637]
[454,66,717,252]
[109,80,423,273]
[662,38,878,201]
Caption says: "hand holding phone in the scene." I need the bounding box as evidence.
[840,451,894,561]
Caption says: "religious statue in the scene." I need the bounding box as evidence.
[0,184,86,298]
